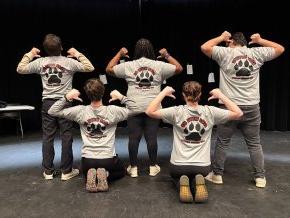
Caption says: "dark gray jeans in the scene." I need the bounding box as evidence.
[42,99,73,174]
[212,104,265,178]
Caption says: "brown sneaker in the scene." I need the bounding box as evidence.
[86,168,98,193]
[96,168,109,192]
[179,175,193,203]
[195,174,208,203]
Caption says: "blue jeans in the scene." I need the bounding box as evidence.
[212,104,265,178]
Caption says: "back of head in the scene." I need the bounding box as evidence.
[133,38,156,60]
[43,34,62,56]
[182,81,202,103]
[84,78,105,101]
[232,32,247,46]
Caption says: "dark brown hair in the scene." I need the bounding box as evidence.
[43,34,62,56]
[133,38,156,60]
[182,81,202,103]
[84,78,105,101]
[232,32,247,46]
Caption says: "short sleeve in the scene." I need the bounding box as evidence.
[113,63,126,78]
[159,61,176,80]
[26,58,42,74]
[108,105,129,124]
[212,46,229,65]
[160,106,177,124]
[208,106,229,125]
[251,47,276,63]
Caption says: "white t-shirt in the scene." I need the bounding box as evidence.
[113,57,176,111]
[160,105,229,166]
[212,46,276,105]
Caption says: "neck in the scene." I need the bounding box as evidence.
[90,100,102,108]
[186,101,199,108]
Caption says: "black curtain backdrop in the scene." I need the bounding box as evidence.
[0,0,289,134]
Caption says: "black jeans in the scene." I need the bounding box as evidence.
[127,113,160,166]
[82,156,125,182]
[42,99,73,174]
[169,163,211,191]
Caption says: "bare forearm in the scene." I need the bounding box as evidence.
[257,38,285,56]
[201,36,224,57]
[166,56,183,74]
[219,94,243,119]
[106,52,122,74]
[146,92,165,116]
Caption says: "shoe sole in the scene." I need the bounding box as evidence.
[96,168,109,192]
[195,174,208,203]
[179,175,193,203]
[43,173,53,180]
[127,166,138,178]
[86,168,98,192]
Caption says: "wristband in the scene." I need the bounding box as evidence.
[164,53,171,59]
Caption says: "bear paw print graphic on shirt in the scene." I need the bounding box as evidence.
[234,59,254,76]
[45,67,63,84]
[86,123,106,136]
[136,71,154,87]
[183,122,205,142]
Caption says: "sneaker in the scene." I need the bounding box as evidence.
[149,165,161,176]
[205,171,223,184]
[195,174,208,203]
[86,168,98,192]
[43,171,54,180]
[179,175,193,203]
[127,165,138,178]
[255,177,266,188]
[61,168,79,181]
[96,168,109,192]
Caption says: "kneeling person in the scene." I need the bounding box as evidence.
[146,81,242,203]
[48,78,139,192]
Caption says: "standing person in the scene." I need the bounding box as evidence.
[201,31,285,188]
[48,78,140,192]
[106,38,183,177]
[146,82,242,203]
[17,33,95,180]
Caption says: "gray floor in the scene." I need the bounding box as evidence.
[0,127,290,218]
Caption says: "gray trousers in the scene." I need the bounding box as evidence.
[212,104,265,178]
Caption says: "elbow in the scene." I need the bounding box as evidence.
[175,65,183,74]
[105,66,113,74]
[234,110,243,120]
[200,44,207,53]
[85,65,95,72]
[145,109,153,118]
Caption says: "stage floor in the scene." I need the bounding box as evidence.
[0,128,290,218]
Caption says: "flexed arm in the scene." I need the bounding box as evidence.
[208,89,243,120]
[201,31,232,58]
[106,47,129,75]
[249,33,285,58]
[146,86,175,119]
[17,47,41,74]
[67,48,95,72]
[158,48,183,74]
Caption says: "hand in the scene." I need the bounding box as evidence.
[249,33,261,45]
[208,88,223,101]
[220,31,232,43]
[66,89,83,102]
[119,47,129,58]
[162,86,176,99]
[157,48,169,59]
[67,48,80,58]
[29,47,41,58]
[109,90,123,103]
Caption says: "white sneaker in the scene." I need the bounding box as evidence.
[61,168,79,181]
[205,171,223,184]
[149,165,161,176]
[255,177,266,188]
[127,165,138,178]
[43,172,53,180]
